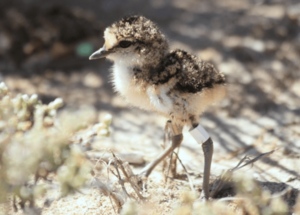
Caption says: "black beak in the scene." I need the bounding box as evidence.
[89,45,111,60]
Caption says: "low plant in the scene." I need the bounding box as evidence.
[0,82,96,212]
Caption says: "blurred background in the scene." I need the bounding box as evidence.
[0,0,300,186]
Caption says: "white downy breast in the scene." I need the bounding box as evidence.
[112,62,154,111]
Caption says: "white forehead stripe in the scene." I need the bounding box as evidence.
[104,28,118,50]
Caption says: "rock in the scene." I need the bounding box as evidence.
[83,72,103,88]
[197,48,223,62]
[287,3,300,21]
[243,37,265,53]
[256,117,278,129]
[249,5,285,19]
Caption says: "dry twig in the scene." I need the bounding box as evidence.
[111,152,145,200]
[211,149,278,198]
[173,151,195,192]
[90,177,123,213]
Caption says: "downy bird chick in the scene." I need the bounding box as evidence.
[90,15,226,200]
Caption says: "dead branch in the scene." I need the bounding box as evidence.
[111,152,145,200]
[173,151,195,192]
[211,149,278,198]
[90,177,124,213]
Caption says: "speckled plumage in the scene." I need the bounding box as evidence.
[101,15,226,127]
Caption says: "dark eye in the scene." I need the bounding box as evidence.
[119,41,132,48]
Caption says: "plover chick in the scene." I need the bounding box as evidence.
[90,15,226,200]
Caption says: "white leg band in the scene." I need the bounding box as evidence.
[189,124,210,144]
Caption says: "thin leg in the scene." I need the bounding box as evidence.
[140,133,183,177]
[201,137,213,200]
[170,147,179,177]
[189,124,213,200]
